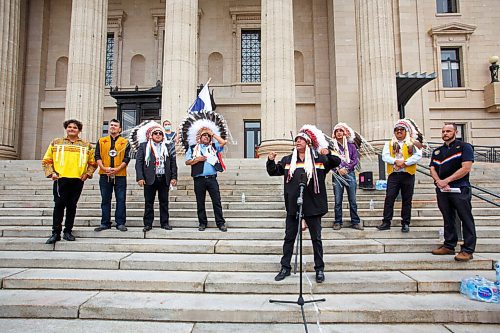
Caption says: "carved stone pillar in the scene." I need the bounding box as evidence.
[162,0,198,128]
[355,0,398,141]
[65,0,108,142]
[0,0,21,159]
[258,0,296,157]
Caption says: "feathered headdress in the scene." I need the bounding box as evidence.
[326,122,375,161]
[289,124,330,194]
[127,120,170,165]
[391,118,427,154]
[179,110,228,153]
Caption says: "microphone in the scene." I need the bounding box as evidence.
[297,173,307,206]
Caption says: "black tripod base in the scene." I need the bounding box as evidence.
[269,296,326,333]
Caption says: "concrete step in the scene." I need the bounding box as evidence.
[6,268,492,295]
[0,320,499,333]
[0,251,128,269]
[2,226,500,241]
[1,289,498,323]
[118,252,494,272]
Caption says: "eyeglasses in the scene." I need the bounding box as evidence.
[201,133,210,137]
[152,131,164,136]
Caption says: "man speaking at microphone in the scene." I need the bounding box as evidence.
[267,125,341,283]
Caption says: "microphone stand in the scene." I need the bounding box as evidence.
[269,177,326,333]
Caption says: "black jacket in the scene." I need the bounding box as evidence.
[267,152,341,217]
[135,142,177,186]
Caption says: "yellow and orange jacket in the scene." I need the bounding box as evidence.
[96,136,129,177]
[42,137,97,178]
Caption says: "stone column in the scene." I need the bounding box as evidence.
[355,0,398,141]
[0,0,21,159]
[65,0,108,143]
[162,0,198,128]
[258,0,296,157]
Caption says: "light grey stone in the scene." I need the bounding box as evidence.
[0,290,97,318]
[0,319,194,333]
[402,270,497,292]
[445,324,500,333]
[4,268,207,292]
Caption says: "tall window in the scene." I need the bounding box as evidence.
[244,121,261,158]
[102,121,109,136]
[441,48,461,87]
[105,33,115,87]
[436,0,458,13]
[241,30,261,82]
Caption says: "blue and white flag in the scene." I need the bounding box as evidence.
[189,83,213,113]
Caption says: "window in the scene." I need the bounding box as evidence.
[102,121,109,136]
[456,123,465,141]
[241,30,261,82]
[436,0,458,14]
[244,121,261,158]
[441,48,461,87]
[105,33,115,87]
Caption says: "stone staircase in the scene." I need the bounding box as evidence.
[0,159,499,333]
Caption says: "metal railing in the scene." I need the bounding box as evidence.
[423,142,500,163]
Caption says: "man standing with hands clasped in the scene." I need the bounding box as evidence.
[135,123,177,232]
[430,123,476,262]
[94,119,130,232]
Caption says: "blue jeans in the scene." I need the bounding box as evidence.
[99,175,127,227]
[333,171,360,225]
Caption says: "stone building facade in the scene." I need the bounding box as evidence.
[1,0,499,159]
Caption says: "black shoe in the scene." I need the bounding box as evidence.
[63,232,75,241]
[161,224,172,230]
[218,225,227,232]
[143,225,152,232]
[401,224,410,233]
[351,223,364,230]
[274,267,291,281]
[45,234,60,244]
[316,270,325,283]
[376,222,391,230]
[94,225,111,232]
[116,225,128,232]
[198,225,206,231]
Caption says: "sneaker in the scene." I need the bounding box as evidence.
[351,224,364,230]
[315,270,325,283]
[455,251,473,262]
[333,224,342,230]
[274,267,291,281]
[94,225,111,232]
[431,246,455,255]
[116,225,128,232]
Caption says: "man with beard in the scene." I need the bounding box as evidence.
[431,123,475,261]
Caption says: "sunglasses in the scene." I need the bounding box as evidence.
[394,128,406,132]
[152,131,164,136]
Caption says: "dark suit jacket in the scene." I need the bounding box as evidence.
[135,142,177,186]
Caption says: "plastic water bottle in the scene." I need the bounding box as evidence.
[495,261,500,282]
[241,193,246,204]
[461,275,499,303]
[438,228,445,242]
[369,199,374,211]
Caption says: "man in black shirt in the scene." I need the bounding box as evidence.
[430,123,475,261]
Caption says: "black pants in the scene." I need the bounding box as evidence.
[436,186,476,253]
[143,175,170,227]
[193,175,225,227]
[382,172,415,225]
[281,214,324,272]
[52,178,84,235]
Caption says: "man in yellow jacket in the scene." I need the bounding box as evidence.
[377,120,422,233]
[94,119,130,232]
[42,119,97,244]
